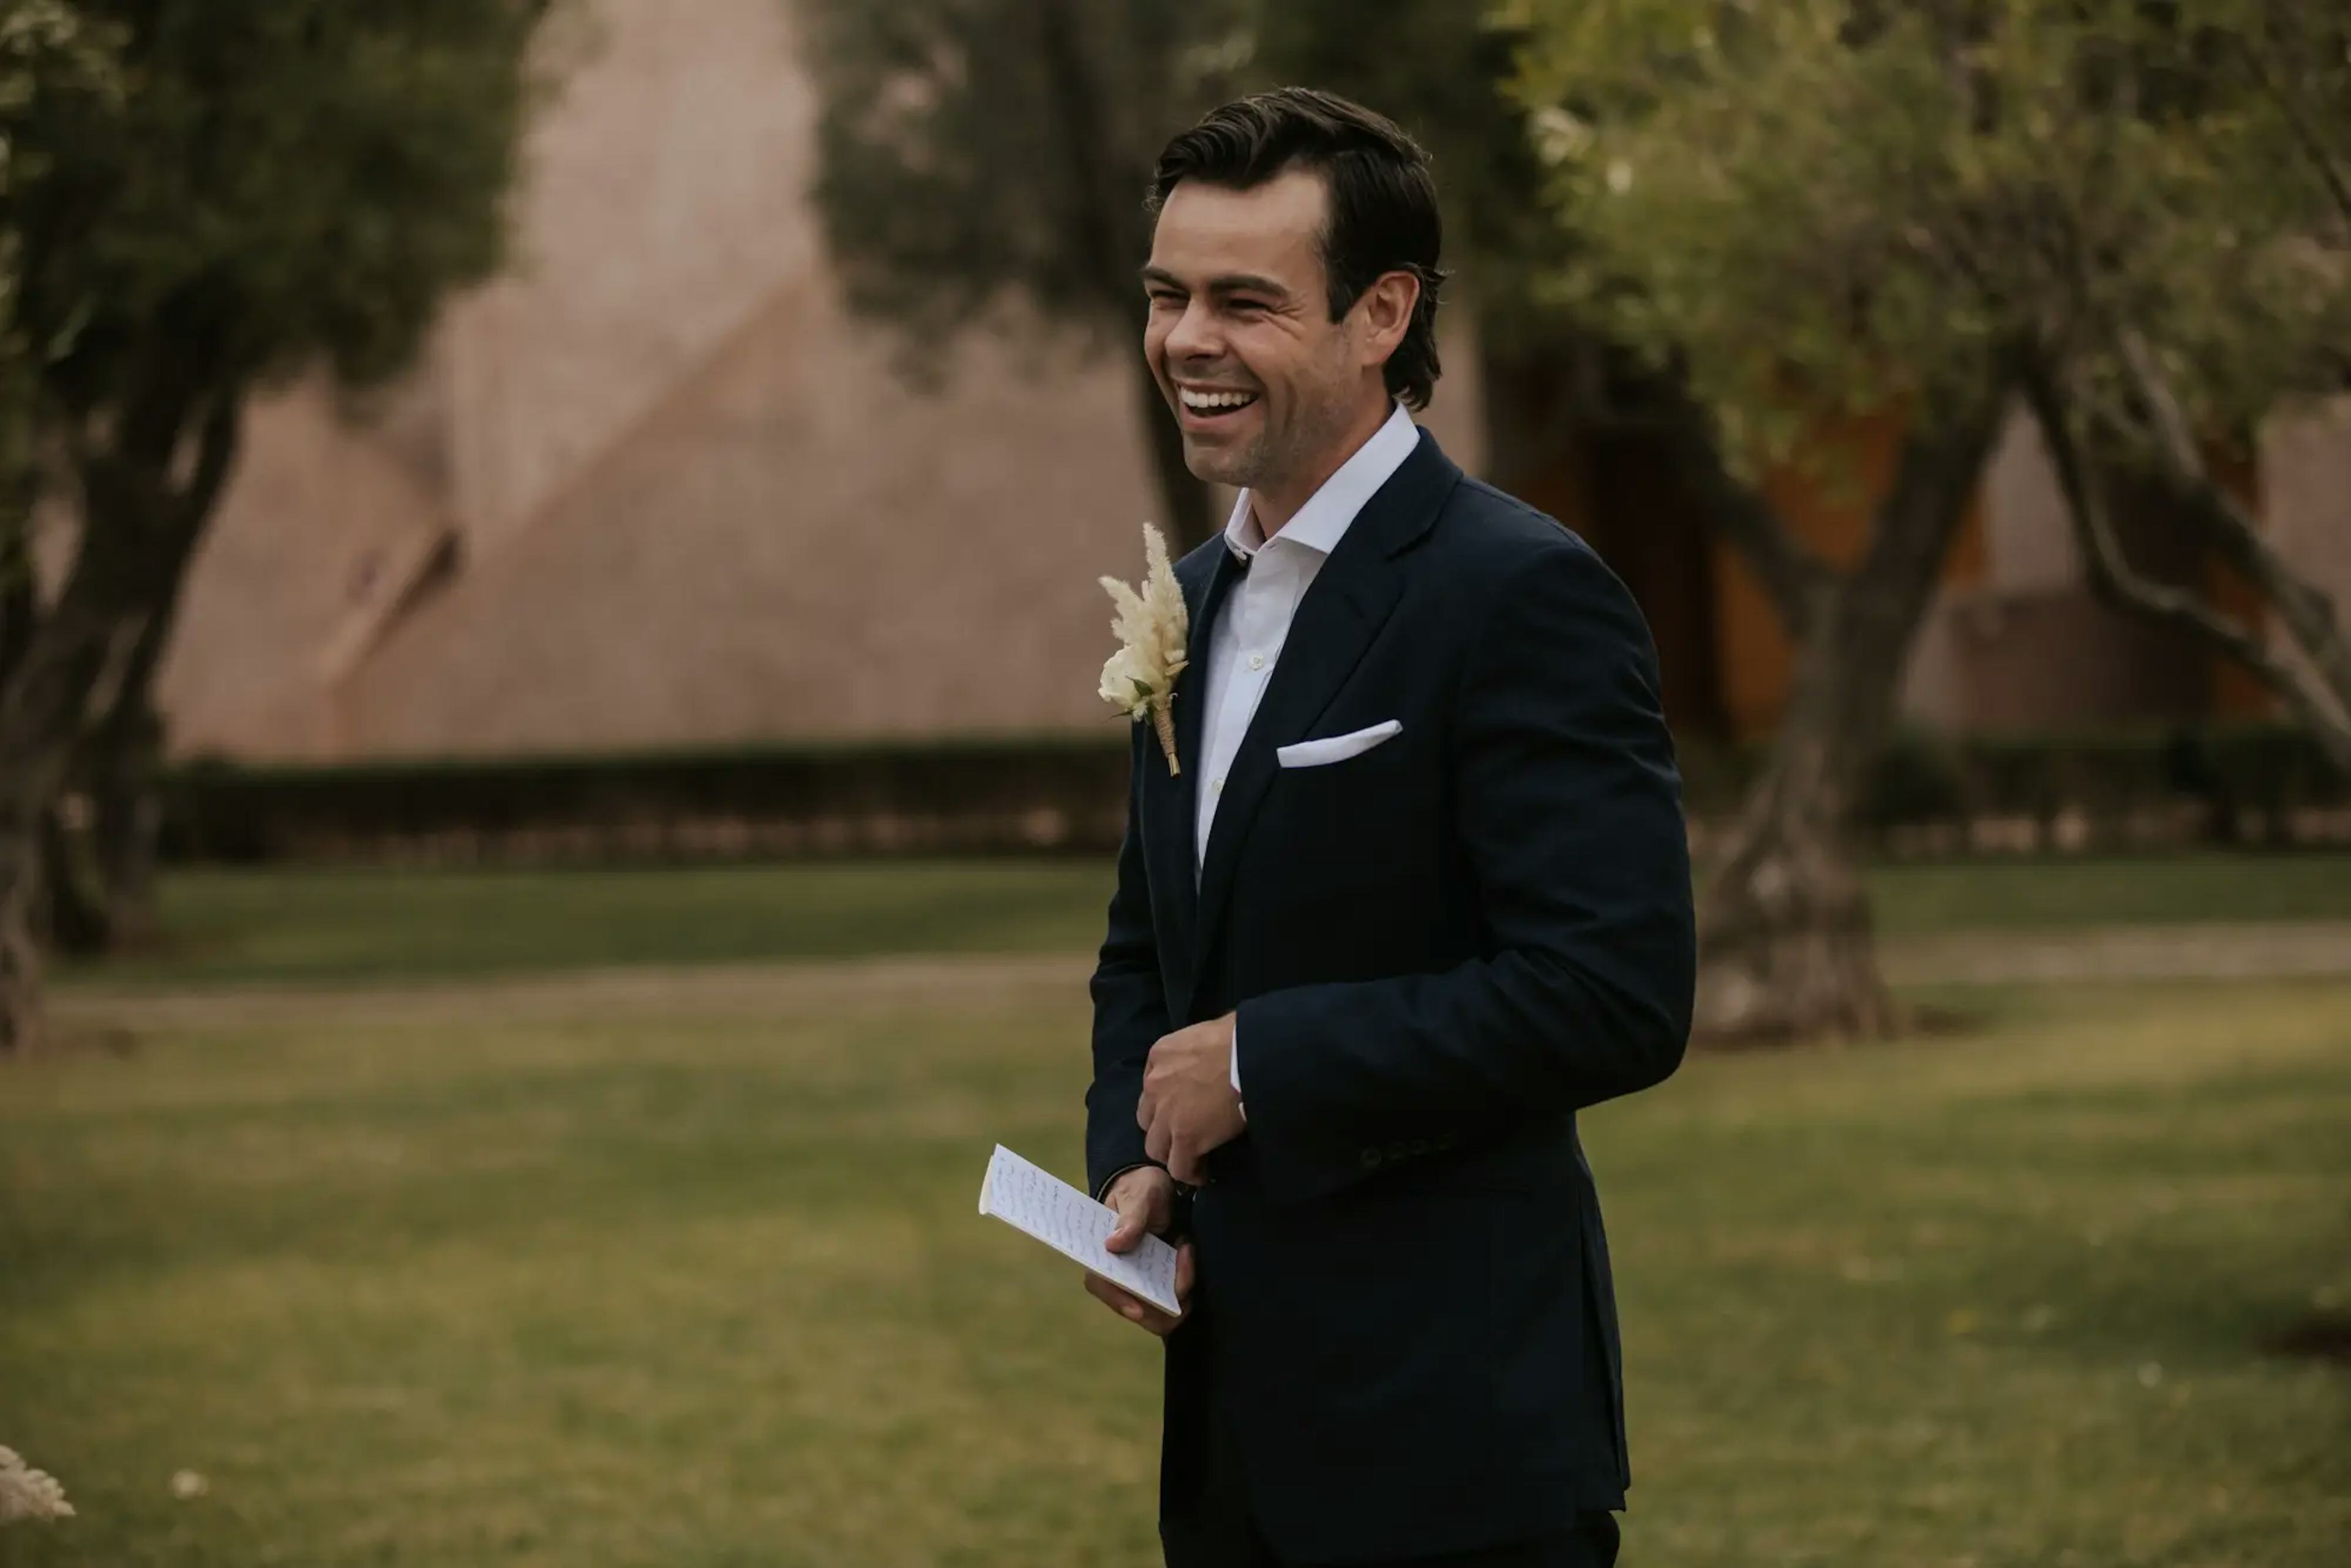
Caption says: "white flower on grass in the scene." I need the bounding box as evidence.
[0,1447,73,1523]
[170,1470,209,1500]
[1097,522,1190,775]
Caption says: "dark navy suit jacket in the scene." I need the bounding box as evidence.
[1084,427,1695,1563]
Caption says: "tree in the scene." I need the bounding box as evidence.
[798,0,1247,553]
[2009,1,2351,773]
[0,0,546,1052]
[0,0,124,1050]
[1509,2,2028,1039]
[1508,0,2351,1040]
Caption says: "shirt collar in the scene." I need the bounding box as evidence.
[1221,402,1419,563]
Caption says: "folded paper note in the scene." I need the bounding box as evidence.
[977,1144,1182,1316]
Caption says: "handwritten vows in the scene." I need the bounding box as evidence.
[977,1145,1182,1316]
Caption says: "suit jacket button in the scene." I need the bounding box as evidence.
[1360,1148,1384,1169]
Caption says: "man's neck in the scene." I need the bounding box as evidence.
[1250,394,1396,538]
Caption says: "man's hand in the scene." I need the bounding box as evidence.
[1085,1166,1193,1336]
[1136,1012,1246,1186]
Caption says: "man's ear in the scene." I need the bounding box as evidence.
[1354,270,1421,370]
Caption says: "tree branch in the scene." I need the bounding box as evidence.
[172,391,241,540]
[2233,32,2351,231]
[1653,384,1833,639]
[2116,332,2351,735]
[2022,353,2351,775]
[0,498,33,685]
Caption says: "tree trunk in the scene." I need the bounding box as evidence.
[1695,384,2006,1041]
[39,801,111,956]
[1476,331,1583,508]
[0,795,51,1054]
[73,509,198,950]
[1,438,106,1052]
[1023,0,1218,555]
[1,383,51,1051]
[0,570,124,1053]
[0,386,238,1053]
[83,685,167,944]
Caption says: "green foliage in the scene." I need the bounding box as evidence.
[0,2,117,515]
[0,2,119,339]
[154,733,1133,863]
[800,0,1247,362]
[1504,0,2351,470]
[13,0,544,415]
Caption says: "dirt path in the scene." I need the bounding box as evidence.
[1881,921,2351,986]
[50,923,2351,1032]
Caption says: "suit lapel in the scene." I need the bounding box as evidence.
[1189,431,1461,994]
[1142,539,1245,1008]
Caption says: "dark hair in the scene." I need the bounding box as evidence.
[1148,88,1447,411]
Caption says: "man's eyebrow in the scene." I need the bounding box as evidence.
[1139,266,1291,298]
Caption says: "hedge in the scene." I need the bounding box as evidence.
[151,722,2349,866]
[157,733,1134,863]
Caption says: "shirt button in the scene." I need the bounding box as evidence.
[1247,651,1266,671]
[1210,776,1225,795]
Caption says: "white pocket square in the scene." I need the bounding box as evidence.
[1277,719,1403,770]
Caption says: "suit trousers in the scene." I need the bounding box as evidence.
[1160,1396,1622,1568]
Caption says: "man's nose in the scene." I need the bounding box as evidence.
[1163,298,1222,365]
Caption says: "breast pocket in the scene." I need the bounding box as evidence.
[1258,713,1436,906]
[1276,718,1403,770]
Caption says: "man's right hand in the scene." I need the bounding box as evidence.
[1085,1166,1193,1337]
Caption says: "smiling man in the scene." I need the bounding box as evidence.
[1081,90,1695,1568]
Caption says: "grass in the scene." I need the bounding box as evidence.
[4,966,2347,1566]
[53,847,2351,991]
[59,860,1119,990]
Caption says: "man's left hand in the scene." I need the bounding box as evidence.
[1137,1011,1245,1185]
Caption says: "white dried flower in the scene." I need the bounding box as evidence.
[170,1469,209,1500]
[0,1447,74,1523]
[1097,522,1190,774]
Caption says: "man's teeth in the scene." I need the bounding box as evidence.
[1181,389,1258,411]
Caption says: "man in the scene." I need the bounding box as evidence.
[1084,89,1695,1568]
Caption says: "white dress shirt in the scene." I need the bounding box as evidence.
[1196,401,1420,1100]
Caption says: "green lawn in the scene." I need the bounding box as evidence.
[55,848,2351,990]
[60,860,1120,989]
[4,969,2347,1566]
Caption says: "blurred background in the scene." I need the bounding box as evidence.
[2,1,2345,1563]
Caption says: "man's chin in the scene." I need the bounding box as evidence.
[1179,436,1256,489]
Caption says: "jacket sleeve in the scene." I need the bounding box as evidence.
[1084,724,1176,1197]
[1232,538,1696,1203]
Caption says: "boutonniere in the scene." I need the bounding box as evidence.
[1097,522,1189,775]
